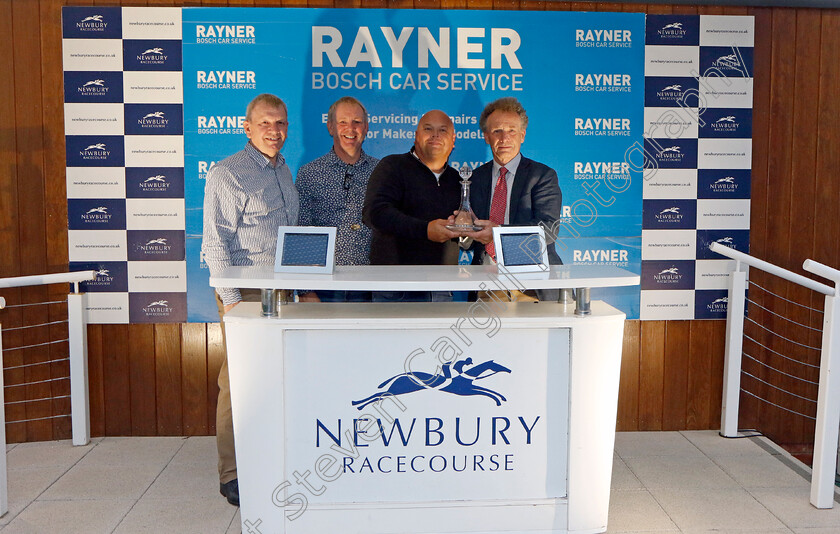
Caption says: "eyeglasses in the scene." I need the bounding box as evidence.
[343,165,354,190]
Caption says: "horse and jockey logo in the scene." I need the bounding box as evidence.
[352,358,511,410]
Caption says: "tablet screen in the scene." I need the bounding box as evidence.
[500,233,544,266]
[282,233,330,266]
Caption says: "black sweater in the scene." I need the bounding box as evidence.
[363,151,461,265]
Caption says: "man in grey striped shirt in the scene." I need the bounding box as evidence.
[202,93,299,506]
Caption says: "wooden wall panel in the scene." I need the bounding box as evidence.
[638,321,665,430]
[181,323,208,435]
[616,320,640,431]
[129,324,158,435]
[103,324,132,435]
[1,0,838,443]
[662,321,690,430]
[155,324,183,434]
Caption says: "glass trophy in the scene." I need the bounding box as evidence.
[446,165,483,232]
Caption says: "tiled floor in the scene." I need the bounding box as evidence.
[0,431,837,533]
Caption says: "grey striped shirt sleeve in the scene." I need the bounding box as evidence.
[202,163,244,306]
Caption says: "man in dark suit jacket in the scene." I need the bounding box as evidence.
[464,97,563,270]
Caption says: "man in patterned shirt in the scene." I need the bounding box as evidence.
[296,96,378,302]
[202,93,299,506]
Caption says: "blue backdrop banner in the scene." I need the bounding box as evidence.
[182,8,646,321]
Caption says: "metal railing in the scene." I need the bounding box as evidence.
[0,270,95,516]
[713,242,840,509]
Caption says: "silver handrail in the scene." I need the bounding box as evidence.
[714,243,840,509]
[710,242,834,296]
[0,271,96,291]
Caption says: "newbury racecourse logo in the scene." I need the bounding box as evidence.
[658,21,687,39]
[87,267,115,287]
[708,297,728,313]
[78,79,108,95]
[137,111,169,129]
[143,300,173,317]
[81,206,112,223]
[351,358,511,410]
[711,175,739,192]
[655,206,684,223]
[76,14,107,31]
[712,52,748,74]
[711,115,739,133]
[137,237,173,255]
[80,143,110,161]
[655,82,685,104]
[138,174,171,193]
[657,145,686,164]
[138,47,167,66]
[653,266,683,285]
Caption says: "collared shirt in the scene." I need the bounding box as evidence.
[297,148,379,266]
[202,142,300,305]
[488,152,522,224]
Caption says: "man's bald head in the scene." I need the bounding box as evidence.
[413,110,455,174]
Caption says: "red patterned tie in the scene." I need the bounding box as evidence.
[485,166,508,261]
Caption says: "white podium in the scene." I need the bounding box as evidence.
[211,265,639,534]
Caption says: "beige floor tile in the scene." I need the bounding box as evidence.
[169,435,218,466]
[76,436,184,468]
[113,496,237,534]
[607,489,677,532]
[681,529,794,534]
[681,430,769,458]
[0,466,69,525]
[39,464,160,501]
[226,509,241,534]
[714,454,811,489]
[625,455,740,490]
[751,487,840,529]
[612,457,644,491]
[6,440,94,469]
[615,431,703,458]
[649,487,787,531]
[792,528,840,533]
[144,461,223,500]
[2,498,134,534]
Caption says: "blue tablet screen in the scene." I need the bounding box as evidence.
[282,233,329,266]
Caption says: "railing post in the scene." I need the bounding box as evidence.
[721,262,748,437]
[0,328,8,516]
[810,290,840,508]
[67,292,90,446]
